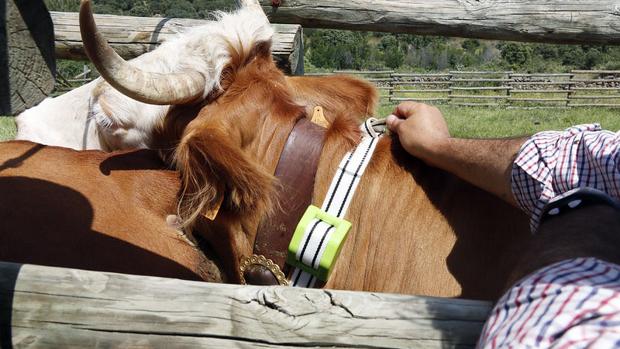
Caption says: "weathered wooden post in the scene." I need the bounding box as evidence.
[0,0,55,115]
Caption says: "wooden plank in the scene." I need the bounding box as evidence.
[510,81,575,85]
[506,106,569,110]
[393,89,451,93]
[451,103,500,107]
[450,95,508,99]
[571,70,620,74]
[392,73,452,77]
[570,79,620,83]
[511,89,570,93]
[449,71,513,75]
[334,70,394,75]
[450,86,512,90]
[304,72,332,76]
[51,11,304,75]
[365,78,394,82]
[393,81,452,85]
[451,78,512,82]
[511,73,574,77]
[261,0,620,45]
[571,87,620,91]
[569,103,620,107]
[390,97,450,101]
[508,98,568,102]
[0,262,491,348]
[569,95,620,99]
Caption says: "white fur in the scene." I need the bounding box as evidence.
[15,8,274,150]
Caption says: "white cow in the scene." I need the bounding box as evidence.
[15,4,273,151]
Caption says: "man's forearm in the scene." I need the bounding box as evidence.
[421,137,527,206]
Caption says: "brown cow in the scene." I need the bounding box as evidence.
[106,6,530,299]
[0,73,379,286]
[162,40,531,300]
[0,142,221,282]
[0,0,532,301]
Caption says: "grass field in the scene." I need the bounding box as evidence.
[379,105,620,138]
[1,107,619,142]
[0,116,16,141]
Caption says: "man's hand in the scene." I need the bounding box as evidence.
[385,102,525,207]
[386,102,450,167]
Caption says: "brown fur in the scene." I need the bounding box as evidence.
[2,41,531,300]
[286,74,379,124]
[0,141,222,282]
[162,42,531,299]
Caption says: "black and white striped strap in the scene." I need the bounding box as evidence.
[290,118,385,287]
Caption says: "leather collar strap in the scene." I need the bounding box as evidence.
[241,117,326,286]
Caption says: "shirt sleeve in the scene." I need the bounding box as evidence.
[510,124,620,232]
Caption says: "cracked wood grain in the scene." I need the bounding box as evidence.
[50,11,304,75]
[0,262,491,348]
[259,0,620,45]
[3,0,55,115]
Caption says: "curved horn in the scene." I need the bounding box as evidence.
[79,0,206,105]
[237,0,268,19]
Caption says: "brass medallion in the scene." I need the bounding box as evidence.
[239,254,289,286]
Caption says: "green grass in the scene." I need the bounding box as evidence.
[2,107,619,142]
[0,116,16,141]
[378,105,620,138]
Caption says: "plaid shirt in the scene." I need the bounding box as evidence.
[478,125,620,348]
[478,258,620,348]
[511,124,620,232]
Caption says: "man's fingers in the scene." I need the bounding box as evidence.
[386,114,402,133]
[393,101,422,119]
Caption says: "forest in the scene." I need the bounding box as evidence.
[45,0,620,74]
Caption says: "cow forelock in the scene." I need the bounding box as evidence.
[139,7,274,100]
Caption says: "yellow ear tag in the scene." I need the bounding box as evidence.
[204,195,224,221]
[311,106,329,128]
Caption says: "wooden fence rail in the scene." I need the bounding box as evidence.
[317,70,620,108]
[0,262,492,348]
[259,0,620,45]
[55,67,620,108]
[51,11,304,75]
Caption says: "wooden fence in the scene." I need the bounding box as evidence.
[51,11,304,75]
[307,70,620,108]
[0,262,492,348]
[260,0,620,45]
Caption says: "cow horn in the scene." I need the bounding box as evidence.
[79,0,206,105]
[237,0,268,18]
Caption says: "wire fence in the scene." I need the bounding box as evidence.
[307,70,620,108]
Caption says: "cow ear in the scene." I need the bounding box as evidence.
[252,40,272,59]
[174,121,276,228]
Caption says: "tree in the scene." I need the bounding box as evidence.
[380,35,404,69]
[461,39,481,52]
[584,48,603,69]
[498,42,532,68]
[308,30,370,70]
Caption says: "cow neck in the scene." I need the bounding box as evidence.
[242,117,326,286]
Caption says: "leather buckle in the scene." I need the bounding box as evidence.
[239,254,289,286]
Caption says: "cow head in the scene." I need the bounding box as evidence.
[79,0,274,150]
[81,0,284,218]
[81,0,378,279]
